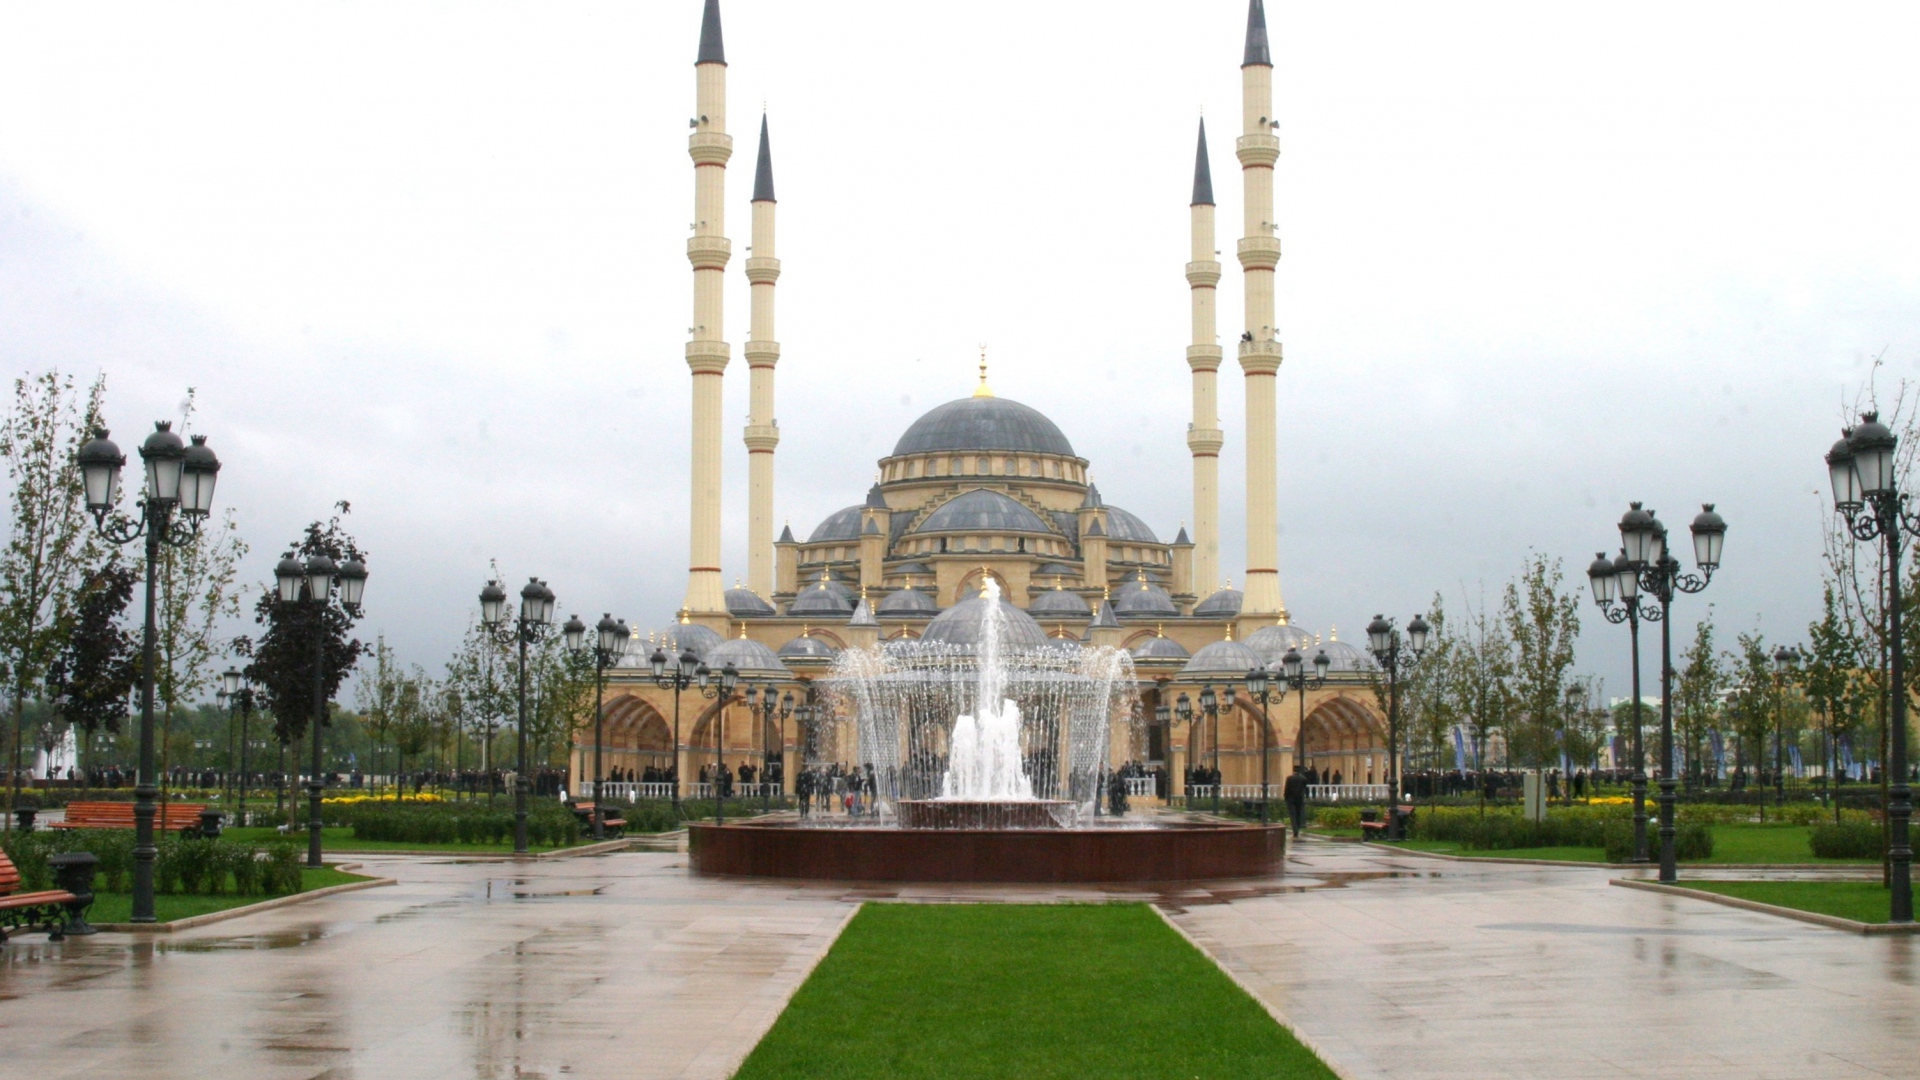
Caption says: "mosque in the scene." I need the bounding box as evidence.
[572,0,1390,801]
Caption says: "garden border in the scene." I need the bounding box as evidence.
[1609,877,1920,935]
[92,866,395,933]
[1349,839,1880,873]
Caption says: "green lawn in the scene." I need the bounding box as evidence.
[220,825,572,854]
[1371,824,1877,866]
[732,904,1337,1080]
[87,866,369,924]
[1388,839,1607,862]
[1681,880,1898,925]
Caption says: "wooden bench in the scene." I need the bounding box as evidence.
[1360,804,1415,841]
[0,852,82,941]
[571,802,626,835]
[50,801,209,832]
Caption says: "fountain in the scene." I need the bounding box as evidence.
[689,578,1285,882]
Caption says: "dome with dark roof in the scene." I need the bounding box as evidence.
[920,593,1051,649]
[1102,506,1161,545]
[788,578,854,616]
[1111,577,1178,616]
[808,505,867,543]
[1035,562,1080,578]
[1318,639,1377,673]
[1192,587,1243,618]
[704,636,789,678]
[725,587,776,618]
[1181,638,1266,677]
[777,635,839,661]
[891,562,934,577]
[652,622,722,660]
[1028,587,1091,617]
[1245,623,1316,664]
[914,489,1050,535]
[891,397,1076,458]
[876,587,938,615]
[1131,635,1191,660]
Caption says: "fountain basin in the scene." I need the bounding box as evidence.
[895,800,1074,830]
[688,819,1285,883]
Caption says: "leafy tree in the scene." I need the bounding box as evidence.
[1395,594,1460,777]
[1453,589,1513,769]
[46,560,138,785]
[243,513,367,747]
[1724,632,1775,791]
[1805,583,1867,822]
[1674,611,1724,786]
[0,370,107,820]
[1501,553,1581,768]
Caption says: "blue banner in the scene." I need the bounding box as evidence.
[1451,726,1467,772]
[1789,744,1803,777]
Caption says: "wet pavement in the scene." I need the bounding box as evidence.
[2,841,1915,1078]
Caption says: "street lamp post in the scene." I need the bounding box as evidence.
[277,552,368,869]
[742,683,794,814]
[222,669,254,827]
[565,613,631,840]
[1772,645,1802,809]
[1367,614,1430,838]
[76,422,221,923]
[1240,668,1283,826]
[1825,412,1913,923]
[700,661,740,824]
[1589,550,1657,863]
[479,578,554,856]
[1598,501,1724,886]
[1279,644,1331,782]
[648,646,704,808]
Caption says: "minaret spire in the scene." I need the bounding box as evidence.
[1186,118,1224,599]
[684,0,732,618]
[744,112,782,599]
[1237,0,1286,621]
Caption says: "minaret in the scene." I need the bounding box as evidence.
[1186,119,1224,599]
[1236,0,1286,620]
[684,0,731,618]
[743,114,780,598]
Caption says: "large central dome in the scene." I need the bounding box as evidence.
[891,396,1077,459]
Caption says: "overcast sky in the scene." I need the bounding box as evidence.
[3,1,1917,700]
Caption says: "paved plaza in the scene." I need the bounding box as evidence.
[0,842,1914,1079]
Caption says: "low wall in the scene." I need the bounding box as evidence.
[688,820,1286,883]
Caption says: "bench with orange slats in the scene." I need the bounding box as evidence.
[49,801,209,832]
[0,851,82,941]
[570,802,626,834]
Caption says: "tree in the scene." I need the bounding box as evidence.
[1724,632,1774,795]
[0,369,107,820]
[1453,588,1513,770]
[243,513,367,747]
[46,560,139,788]
[1502,553,1582,769]
[1674,611,1724,787]
[1805,583,1867,822]
[356,636,405,793]
[1395,593,1460,779]
[444,615,513,800]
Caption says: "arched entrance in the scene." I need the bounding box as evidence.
[594,694,673,781]
[1297,695,1386,787]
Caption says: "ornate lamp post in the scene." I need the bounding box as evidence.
[1589,549,1656,863]
[1595,501,1723,885]
[480,577,554,856]
[565,612,630,839]
[648,646,704,808]
[221,668,255,827]
[1240,667,1283,825]
[1176,684,1234,814]
[76,423,220,923]
[277,552,367,868]
[700,661,740,824]
[1826,413,1912,922]
[1278,644,1331,784]
[741,683,794,813]
[1772,645,1802,809]
[1366,613,1430,836]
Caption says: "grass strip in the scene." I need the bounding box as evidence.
[84,866,370,924]
[220,825,569,854]
[733,903,1337,1080]
[1680,880,1896,925]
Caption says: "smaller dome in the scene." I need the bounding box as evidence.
[914,489,1051,535]
[876,588,939,615]
[1028,588,1091,617]
[1035,562,1080,578]
[921,594,1051,648]
[807,505,868,543]
[1245,623,1316,664]
[1131,635,1190,660]
[1112,577,1178,616]
[1192,587,1242,618]
[777,635,839,661]
[725,587,776,618]
[1102,505,1161,545]
[651,622,722,660]
[704,636,790,678]
[788,577,854,616]
[1316,639,1377,673]
[891,562,934,577]
[1181,638,1266,677]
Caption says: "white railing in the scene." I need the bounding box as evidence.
[1124,777,1158,798]
[1310,784,1389,802]
[1188,784,1275,800]
[585,782,678,802]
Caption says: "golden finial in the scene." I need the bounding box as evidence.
[1155,622,1165,638]
[678,609,690,624]
[737,622,747,639]
[801,623,811,637]
[972,345,994,398]
[1137,567,1149,586]
[1102,583,1112,600]
[1329,625,1338,642]
[1225,622,1234,641]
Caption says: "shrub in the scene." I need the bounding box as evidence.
[1310,806,1363,829]
[336,800,580,847]
[1408,804,1626,850]
[4,830,302,896]
[1810,822,1882,859]
[1602,821,1712,862]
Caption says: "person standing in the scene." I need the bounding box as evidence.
[1282,766,1309,838]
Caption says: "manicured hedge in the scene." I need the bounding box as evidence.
[1,829,302,896]
[1810,821,1883,859]
[332,800,581,847]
